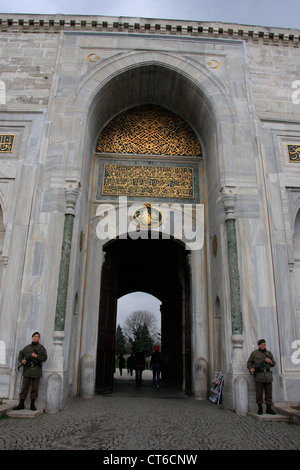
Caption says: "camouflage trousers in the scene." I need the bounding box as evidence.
[20,377,40,400]
[255,382,272,405]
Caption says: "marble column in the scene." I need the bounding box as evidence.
[54,182,80,331]
[46,182,80,412]
[222,187,242,335]
[222,186,247,414]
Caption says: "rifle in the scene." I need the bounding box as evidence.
[17,345,43,371]
[249,350,274,376]
[252,355,274,376]
[254,361,271,374]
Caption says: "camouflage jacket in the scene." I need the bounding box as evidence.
[247,348,275,383]
[18,342,47,378]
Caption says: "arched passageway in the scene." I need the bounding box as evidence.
[95,237,191,395]
[75,54,229,403]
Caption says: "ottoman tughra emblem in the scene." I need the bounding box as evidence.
[132,203,163,229]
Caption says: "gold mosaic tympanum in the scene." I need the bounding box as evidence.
[96,104,202,157]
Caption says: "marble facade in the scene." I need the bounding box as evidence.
[0,14,299,413]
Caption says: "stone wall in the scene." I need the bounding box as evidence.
[0,14,299,409]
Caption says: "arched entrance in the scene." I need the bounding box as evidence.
[73,54,232,403]
[91,102,201,395]
[95,237,191,394]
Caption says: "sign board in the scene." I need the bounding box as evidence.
[209,371,224,405]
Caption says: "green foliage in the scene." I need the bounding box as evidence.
[115,324,126,355]
[132,323,153,356]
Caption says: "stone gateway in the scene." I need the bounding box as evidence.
[0,14,299,413]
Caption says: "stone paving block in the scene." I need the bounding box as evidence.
[6,408,44,419]
[1,380,299,451]
[276,406,300,425]
[0,400,18,416]
[248,411,290,423]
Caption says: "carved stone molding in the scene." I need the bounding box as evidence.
[0,255,8,268]
[221,186,237,220]
[0,15,299,47]
[65,182,80,216]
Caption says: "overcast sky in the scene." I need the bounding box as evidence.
[117,293,161,329]
[0,0,299,29]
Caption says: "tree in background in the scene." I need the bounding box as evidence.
[124,310,159,343]
[115,324,126,355]
[133,323,154,356]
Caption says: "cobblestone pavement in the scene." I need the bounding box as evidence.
[1,372,299,452]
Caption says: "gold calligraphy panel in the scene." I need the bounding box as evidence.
[102,164,194,199]
[96,104,202,157]
[0,134,15,153]
[287,145,300,162]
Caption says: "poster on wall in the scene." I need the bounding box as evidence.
[209,371,224,405]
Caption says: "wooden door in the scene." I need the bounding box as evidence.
[184,269,192,393]
[95,251,118,393]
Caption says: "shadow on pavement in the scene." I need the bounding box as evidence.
[112,369,187,398]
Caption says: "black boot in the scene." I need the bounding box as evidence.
[266,404,276,415]
[258,404,263,415]
[13,399,25,410]
[30,399,36,411]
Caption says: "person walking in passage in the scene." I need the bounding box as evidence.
[247,339,276,415]
[150,345,162,389]
[14,332,47,411]
[134,351,145,388]
[118,353,125,376]
[127,353,134,376]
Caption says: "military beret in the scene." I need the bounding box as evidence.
[258,339,266,345]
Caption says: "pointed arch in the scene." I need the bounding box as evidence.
[64,50,238,179]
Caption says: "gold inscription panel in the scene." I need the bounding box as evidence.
[96,105,202,157]
[287,144,300,162]
[0,134,15,153]
[102,164,195,199]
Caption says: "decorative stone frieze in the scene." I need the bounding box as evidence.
[0,14,299,47]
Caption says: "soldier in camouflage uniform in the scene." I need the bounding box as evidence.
[247,339,276,415]
[13,332,47,411]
